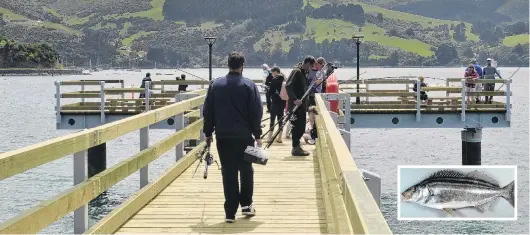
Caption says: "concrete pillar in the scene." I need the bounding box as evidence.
[461,128,482,165]
[88,143,106,178]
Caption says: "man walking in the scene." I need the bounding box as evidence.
[285,56,315,156]
[482,58,503,104]
[202,51,262,223]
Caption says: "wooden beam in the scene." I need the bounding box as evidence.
[446,78,507,83]
[343,92,416,97]
[0,95,205,180]
[183,109,201,118]
[84,142,205,234]
[315,95,392,234]
[0,120,203,234]
[60,80,124,85]
[340,79,416,84]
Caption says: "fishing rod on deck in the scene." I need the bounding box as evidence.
[264,63,337,149]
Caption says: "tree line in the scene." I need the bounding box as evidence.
[0,37,60,68]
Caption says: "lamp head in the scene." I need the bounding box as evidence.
[352,35,364,44]
[204,36,217,46]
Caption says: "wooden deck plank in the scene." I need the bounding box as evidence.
[114,121,328,234]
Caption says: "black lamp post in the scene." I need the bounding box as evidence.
[204,36,217,81]
[352,35,364,104]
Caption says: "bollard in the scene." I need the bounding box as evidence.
[461,128,482,165]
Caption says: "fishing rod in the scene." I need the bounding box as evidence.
[191,140,220,179]
[264,63,337,149]
[174,67,209,81]
[496,66,522,91]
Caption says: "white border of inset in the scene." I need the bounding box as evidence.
[397,165,518,221]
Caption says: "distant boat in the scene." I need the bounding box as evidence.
[82,70,91,75]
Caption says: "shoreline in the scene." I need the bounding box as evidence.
[0,68,84,76]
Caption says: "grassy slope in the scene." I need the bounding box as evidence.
[105,0,165,21]
[503,34,529,46]
[1,7,81,36]
[306,18,433,56]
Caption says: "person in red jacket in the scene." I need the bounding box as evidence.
[464,64,479,105]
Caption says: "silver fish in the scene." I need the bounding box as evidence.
[401,169,515,215]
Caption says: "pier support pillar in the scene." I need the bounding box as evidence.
[88,143,106,178]
[461,128,482,165]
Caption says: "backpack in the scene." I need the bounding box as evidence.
[279,82,289,100]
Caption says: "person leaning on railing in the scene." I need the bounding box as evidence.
[139,72,153,98]
[482,58,503,104]
[464,64,479,105]
[413,76,428,103]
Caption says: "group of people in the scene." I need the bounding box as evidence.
[201,52,330,224]
[464,58,503,104]
[262,56,327,156]
[139,73,189,98]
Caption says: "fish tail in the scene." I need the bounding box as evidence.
[501,181,515,207]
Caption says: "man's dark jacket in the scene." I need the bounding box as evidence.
[203,71,263,140]
[285,66,308,110]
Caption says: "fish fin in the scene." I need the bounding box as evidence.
[476,200,496,213]
[428,169,466,179]
[501,181,515,207]
[443,208,455,216]
[466,170,500,187]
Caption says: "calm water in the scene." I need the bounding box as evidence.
[0,67,528,234]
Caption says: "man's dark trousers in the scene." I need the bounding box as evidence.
[216,137,255,218]
[265,91,272,112]
[291,106,307,148]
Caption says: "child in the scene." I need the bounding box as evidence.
[303,106,319,145]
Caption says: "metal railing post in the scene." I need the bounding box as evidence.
[73,149,88,234]
[55,81,61,124]
[344,94,351,130]
[416,80,421,122]
[175,94,185,161]
[461,79,466,122]
[81,83,85,103]
[506,79,511,122]
[120,81,125,99]
[100,81,105,123]
[140,81,150,188]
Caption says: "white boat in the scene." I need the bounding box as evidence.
[82,69,91,75]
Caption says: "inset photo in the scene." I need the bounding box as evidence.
[398,165,517,220]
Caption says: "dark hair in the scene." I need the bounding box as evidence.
[228,51,245,70]
[303,56,316,66]
[181,74,186,80]
[146,72,151,77]
[271,66,281,73]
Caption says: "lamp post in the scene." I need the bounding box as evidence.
[204,36,217,81]
[352,35,364,104]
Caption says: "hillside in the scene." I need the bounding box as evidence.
[0,0,527,68]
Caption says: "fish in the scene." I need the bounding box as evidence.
[401,169,515,215]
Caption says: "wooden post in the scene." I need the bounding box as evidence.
[416,80,421,122]
[506,79,511,122]
[73,150,88,234]
[100,81,105,123]
[461,79,466,122]
[462,128,482,165]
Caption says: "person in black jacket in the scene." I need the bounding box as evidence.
[177,74,188,92]
[267,66,287,143]
[285,56,315,156]
[262,64,273,113]
[139,72,152,98]
[202,51,262,223]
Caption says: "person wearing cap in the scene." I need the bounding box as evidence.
[262,64,273,113]
[139,72,153,98]
[482,58,503,104]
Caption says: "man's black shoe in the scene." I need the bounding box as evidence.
[292,146,310,156]
[242,205,256,217]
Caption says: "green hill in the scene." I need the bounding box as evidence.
[0,0,527,68]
